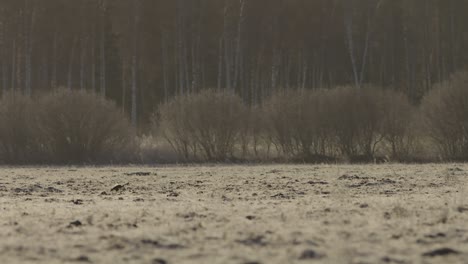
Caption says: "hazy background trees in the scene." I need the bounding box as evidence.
[0,0,467,128]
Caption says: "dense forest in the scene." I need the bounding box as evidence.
[0,0,468,128]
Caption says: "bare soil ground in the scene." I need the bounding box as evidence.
[1,164,468,264]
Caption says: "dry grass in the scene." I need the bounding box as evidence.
[1,164,468,263]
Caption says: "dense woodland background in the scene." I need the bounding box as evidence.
[1,0,468,128]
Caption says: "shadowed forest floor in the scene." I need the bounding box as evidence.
[1,164,468,264]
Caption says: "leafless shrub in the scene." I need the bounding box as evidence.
[154,96,196,161]
[38,89,137,164]
[327,86,387,161]
[421,71,468,161]
[263,90,335,161]
[0,92,45,164]
[380,90,419,161]
[156,90,248,161]
[250,106,271,158]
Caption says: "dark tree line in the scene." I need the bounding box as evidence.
[1,0,467,128]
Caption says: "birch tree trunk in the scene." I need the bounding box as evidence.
[343,0,359,88]
[344,0,382,88]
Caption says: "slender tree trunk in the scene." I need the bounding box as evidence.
[11,39,16,91]
[91,22,96,92]
[217,37,223,90]
[223,0,232,90]
[99,0,107,96]
[51,31,57,89]
[175,0,185,95]
[233,0,246,91]
[161,30,168,101]
[2,59,7,94]
[25,1,36,97]
[80,37,86,90]
[0,8,5,93]
[42,54,48,90]
[67,37,77,90]
[131,0,140,127]
[343,1,359,88]
[121,57,126,113]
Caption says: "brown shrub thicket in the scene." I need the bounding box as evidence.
[263,90,334,161]
[326,86,388,160]
[261,86,418,162]
[156,90,248,161]
[0,93,45,164]
[246,106,270,158]
[38,89,137,164]
[154,95,197,160]
[421,72,468,161]
[381,90,419,161]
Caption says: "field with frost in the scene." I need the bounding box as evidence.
[1,164,468,264]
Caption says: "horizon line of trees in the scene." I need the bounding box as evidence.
[0,0,467,128]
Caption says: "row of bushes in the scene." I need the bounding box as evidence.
[1,72,467,164]
[155,72,468,163]
[155,88,415,162]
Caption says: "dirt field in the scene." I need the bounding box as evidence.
[1,164,468,264]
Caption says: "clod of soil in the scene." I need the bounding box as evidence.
[381,256,406,264]
[307,181,328,185]
[111,183,129,192]
[71,199,83,205]
[299,249,325,260]
[424,233,446,239]
[457,206,468,213]
[68,220,83,228]
[73,255,91,262]
[141,239,185,250]
[236,235,267,247]
[125,172,151,176]
[151,258,167,264]
[422,248,460,257]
